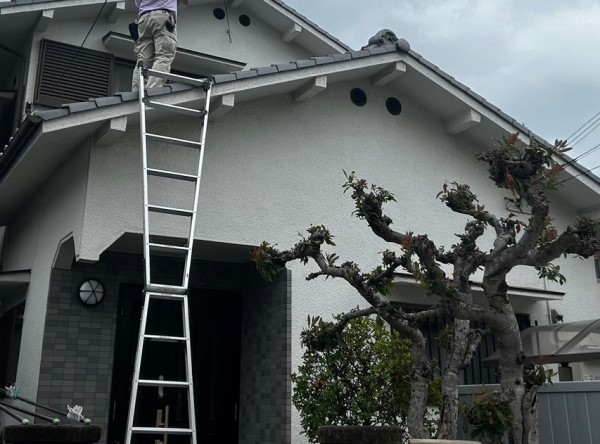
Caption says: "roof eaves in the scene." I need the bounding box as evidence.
[0,115,42,181]
[269,0,352,52]
[407,48,541,141]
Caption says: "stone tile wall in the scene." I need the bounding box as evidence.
[37,252,290,444]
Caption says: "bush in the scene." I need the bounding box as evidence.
[291,314,413,443]
[460,390,513,444]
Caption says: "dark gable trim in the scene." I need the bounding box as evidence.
[35,39,114,108]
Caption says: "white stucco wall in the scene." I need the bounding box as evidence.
[1,142,90,400]
[73,80,600,442]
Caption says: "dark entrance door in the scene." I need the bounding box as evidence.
[108,284,242,444]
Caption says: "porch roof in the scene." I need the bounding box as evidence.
[486,319,600,365]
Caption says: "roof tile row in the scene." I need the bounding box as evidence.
[32,40,536,142]
[34,44,402,121]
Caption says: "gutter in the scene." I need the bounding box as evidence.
[0,115,42,181]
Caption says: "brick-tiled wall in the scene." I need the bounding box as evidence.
[38,252,290,444]
[239,270,291,444]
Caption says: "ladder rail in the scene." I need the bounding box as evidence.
[183,295,197,444]
[139,65,152,288]
[182,82,213,289]
[124,291,151,444]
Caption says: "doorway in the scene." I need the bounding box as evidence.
[107,284,242,444]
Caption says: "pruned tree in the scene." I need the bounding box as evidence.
[254,133,600,444]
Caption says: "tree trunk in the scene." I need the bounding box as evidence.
[408,340,432,439]
[436,319,470,439]
[494,305,533,444]
[522,386,539,444]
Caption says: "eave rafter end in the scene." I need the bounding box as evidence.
[94,116,127,145]
[370,61,406,86]
[293,75,327,102]
[35,9,54,32]
[282,23,302,43]
[210,93,235,120]
[445,109,481,135]
[107,1,125,23]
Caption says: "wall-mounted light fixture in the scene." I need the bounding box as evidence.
[78,279,105,307]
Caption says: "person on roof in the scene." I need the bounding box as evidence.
[131,0,190,91]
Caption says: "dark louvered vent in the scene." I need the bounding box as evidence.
[35,40,114,107]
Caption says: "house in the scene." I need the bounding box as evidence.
[0,1,599,443]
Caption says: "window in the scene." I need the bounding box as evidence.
[595,258,600,281]
[35,40,114,107]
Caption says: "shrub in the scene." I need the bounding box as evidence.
[460,390,513,444]
[291,314,413,443]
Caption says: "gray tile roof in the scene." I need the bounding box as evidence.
[32,44,402,121]
[30,41,536,143]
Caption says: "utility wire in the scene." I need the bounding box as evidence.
[30,0,109,116]
[559,163,600,184]
[565,110,600,142]
[548,143,600,187]
[570,118,600,146]
[542,111,600,179]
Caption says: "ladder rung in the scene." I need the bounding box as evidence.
[147,204,193,217]
[144,334,187,342]
[146,133,203,149]
[149,242,189,256]
[145,284,187,295]
[146,168,198,182]
[145,68,210,87]
[145,100,207,118]
[131,427,193,435]
[137,379,190,387]
[146,292,186,301]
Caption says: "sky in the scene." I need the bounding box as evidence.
[284,0,600,173]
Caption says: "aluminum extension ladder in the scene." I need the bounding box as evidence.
[125,65,213,444]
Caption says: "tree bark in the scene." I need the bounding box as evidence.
[522,386,539,444]
[406,329,431,439]
[436,318,469,439]
[492,302,530,444]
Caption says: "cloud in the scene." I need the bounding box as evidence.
[285,0,600,169]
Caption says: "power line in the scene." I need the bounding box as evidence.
[572,143,600,163]
[566,110,600,142]
[570,118,600,146]
[559,163,600,185]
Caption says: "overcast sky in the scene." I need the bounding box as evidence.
[284,0,600,173]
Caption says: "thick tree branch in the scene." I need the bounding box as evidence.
[403,307,444,322]
[524,226,600,266]
[506,190,549,264]
[461,328,491,369]
[333,306,378,335]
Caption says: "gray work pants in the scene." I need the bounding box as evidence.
[131,10,177,91]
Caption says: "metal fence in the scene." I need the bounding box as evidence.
[458,381,600,444]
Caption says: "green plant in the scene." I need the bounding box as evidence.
[461,390,514,444]
[291,314,413,443]
[524,358,556,389]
